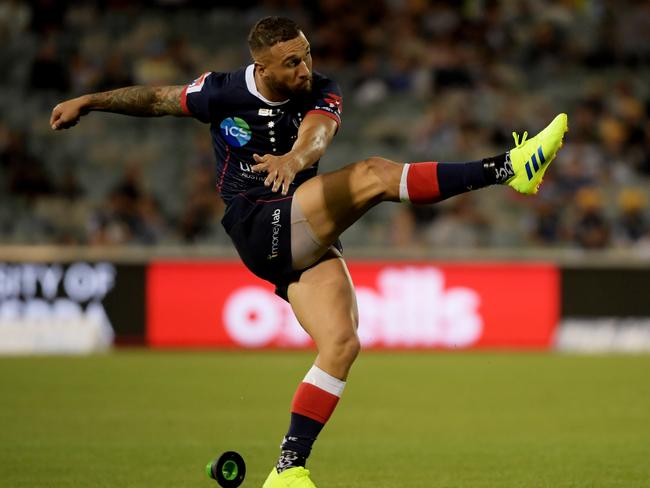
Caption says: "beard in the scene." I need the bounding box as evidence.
[267,73,312,98]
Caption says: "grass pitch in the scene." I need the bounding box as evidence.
[1,350,649,487]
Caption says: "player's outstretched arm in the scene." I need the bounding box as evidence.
[50,85,188,130]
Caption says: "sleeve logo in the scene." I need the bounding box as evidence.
[323,92,342,113]
[187,72,211,94]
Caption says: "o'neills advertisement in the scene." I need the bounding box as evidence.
[0,262,116,354]
[147,261,560,350]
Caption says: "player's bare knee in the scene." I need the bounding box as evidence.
[342,333,361,364]
[324,332,360,368]
[355,156,400,200]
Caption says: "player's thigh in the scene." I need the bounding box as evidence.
[293,157,403,245]
[287,251,359,353]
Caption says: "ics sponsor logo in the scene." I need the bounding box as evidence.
[220,117,252,147]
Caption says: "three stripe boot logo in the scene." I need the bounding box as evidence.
[524,146,546,180]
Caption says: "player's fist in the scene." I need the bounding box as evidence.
[50,96,89,130]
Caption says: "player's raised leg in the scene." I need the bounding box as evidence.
[263,113,568,487]
[263,252,359,488]
[295,113,568,247]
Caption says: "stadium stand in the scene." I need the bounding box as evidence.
[1,0,649,250]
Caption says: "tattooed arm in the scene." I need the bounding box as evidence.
[50,85,187,130]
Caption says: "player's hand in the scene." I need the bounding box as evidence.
[251,153,302,195]
[50,96,89,130]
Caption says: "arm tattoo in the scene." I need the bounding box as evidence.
[87,85,186,117]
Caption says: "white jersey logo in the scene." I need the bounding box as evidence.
[258,108,279,117]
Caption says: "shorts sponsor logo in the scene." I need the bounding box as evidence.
[220,117,252,147]
[268,208,281,260]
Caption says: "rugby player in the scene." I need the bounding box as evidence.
[50,16,568,488]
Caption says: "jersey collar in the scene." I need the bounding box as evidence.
[245,64,290,106]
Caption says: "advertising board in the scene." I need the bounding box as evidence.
[147,261,559,350]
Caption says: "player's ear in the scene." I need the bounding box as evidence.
[252,47,273,73]
[254,60,265,76]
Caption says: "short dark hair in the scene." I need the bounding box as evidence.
[248,17,301,53]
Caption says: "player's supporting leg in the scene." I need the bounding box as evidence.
[295,113,568,248]
[263,251,359,488]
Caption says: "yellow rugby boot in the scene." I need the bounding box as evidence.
[262,467,317,488]
[506,113,568,195]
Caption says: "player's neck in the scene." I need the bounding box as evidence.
[254,67,287,102]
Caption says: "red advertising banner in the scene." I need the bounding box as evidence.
[147,261,559,349]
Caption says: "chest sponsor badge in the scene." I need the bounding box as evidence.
[220,117,252,147]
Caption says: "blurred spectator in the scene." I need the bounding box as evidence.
[388,204,440,248]
[0,130,54,199]
[640,121,650,177]
[95,53,134,92]
[614,188,648,247]
[179,164,224,243]
[166,35,201,80]
[388,207,418,248]
[0,0,31,41]
[555,145,599,195]
[529,198,565,245]
[352,53,389,107]
[137,194,167,245]
[29,35,69,92]
[88,190,134,246]
[29,0,64,34]
[88,165,164,245]
[57,168,84,201]
[423,194,491,248]
[133,40,183,85]
[572,187,611,249]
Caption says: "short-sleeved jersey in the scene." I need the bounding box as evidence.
[180,65,342,204]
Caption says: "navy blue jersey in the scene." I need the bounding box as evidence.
[181,65,342,204]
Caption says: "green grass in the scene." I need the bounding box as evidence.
[1,351,649,487]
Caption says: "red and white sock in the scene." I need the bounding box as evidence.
[291,365,346,423]
[277,365,346,472]
[400,160,492,204]
[399,162,442,204]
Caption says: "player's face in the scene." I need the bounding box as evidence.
[257,32,313,98]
